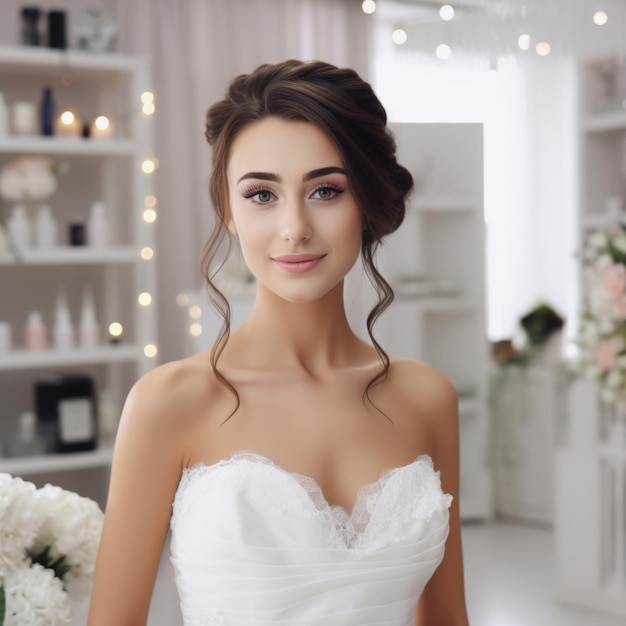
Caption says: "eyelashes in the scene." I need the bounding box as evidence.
[241,184,345,205]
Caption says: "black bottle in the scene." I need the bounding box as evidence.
[41,86,54,136]
[21,7,41,46]
[47,10,67,49]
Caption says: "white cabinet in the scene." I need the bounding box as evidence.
[376,123,490,520]
[0,45,157,486]
[578,57,626,233]
[489,364,563,525]
[552,55,626,621]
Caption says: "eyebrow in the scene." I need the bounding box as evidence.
[237,166,348,184]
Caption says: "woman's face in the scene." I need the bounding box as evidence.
[226,117,363,304]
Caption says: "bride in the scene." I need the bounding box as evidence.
[88,59,469,626]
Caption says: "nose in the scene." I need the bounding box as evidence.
[280,200,311,244]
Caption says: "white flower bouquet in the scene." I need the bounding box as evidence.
[576,225,626,412]
[0,156,68,203]
[0,474,104,625]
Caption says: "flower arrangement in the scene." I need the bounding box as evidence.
[576,225,626,412]
[0,474,104,625]
[0,156,67,203]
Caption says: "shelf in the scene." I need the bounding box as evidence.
[0,445,114,476]
[0,246,139,266]
[394,294,475,312]
[0,345,142,371]
[583,110,626,133]
[413,195,479,212]
[0,137,137,156]
[0,44,140,75]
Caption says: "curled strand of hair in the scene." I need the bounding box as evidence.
[200,224,240,421]
[361,242,394,421]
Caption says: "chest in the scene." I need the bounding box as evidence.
[187,373,432,512]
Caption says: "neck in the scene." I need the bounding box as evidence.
[226,281,369,375]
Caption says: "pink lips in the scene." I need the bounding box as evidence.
[272,253,326,273]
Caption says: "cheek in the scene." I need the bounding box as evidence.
[331,208,363,250]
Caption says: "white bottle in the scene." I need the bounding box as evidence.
[0,92,8,138]
[24,311,47,350]
[88,201,110,247]
[79,289,99,348]
[11,411,44,457]
[34,204,58,248]
[53,290,74,350]
[7,204,31,250]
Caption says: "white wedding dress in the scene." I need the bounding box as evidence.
[170,452,452,626]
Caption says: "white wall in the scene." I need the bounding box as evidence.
[373,42,578,344]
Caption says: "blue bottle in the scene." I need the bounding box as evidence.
[41,86,54,136]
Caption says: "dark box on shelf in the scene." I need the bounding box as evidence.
[34,375,98,453]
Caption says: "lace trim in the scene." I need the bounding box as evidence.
[174,450,452,551]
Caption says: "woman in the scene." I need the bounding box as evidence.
[88,60,469,626]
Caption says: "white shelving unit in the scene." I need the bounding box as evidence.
[553,56,626,620]
[377,123,491,521]
[0,45,157,482]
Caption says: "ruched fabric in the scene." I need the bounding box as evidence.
[170,452,452,626]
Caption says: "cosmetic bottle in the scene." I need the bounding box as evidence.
[0,92,8,138]
[24,311,48,350]
[8,204,31,250]
[12,101,37,135]
[34,204,58,248]
[88,201,110,247]
[9,411,45,457]
[69,219,86,246]
[21,7,41,46]
[47,10,67,50]
[41,86,54,136]
[79,289,99,348]
[53,290,74,350]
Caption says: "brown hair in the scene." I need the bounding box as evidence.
[201,60,413,417]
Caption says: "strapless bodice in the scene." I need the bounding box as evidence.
[170,452,452,625]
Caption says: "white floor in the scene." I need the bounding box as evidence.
[142,521,624,626]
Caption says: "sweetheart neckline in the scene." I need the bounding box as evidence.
[180,450,440,519]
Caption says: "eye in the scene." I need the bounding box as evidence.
[243,188,275,204]
[311,185,344,201]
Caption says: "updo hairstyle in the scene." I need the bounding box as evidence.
[202,60,413,417]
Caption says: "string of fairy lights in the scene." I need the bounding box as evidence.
[363,1,613,60]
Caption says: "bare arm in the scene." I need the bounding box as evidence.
[415,372,470,626]
[88,363,190,626]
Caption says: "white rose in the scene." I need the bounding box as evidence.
[0,474,39,577]
[589,233,609,251]
[33,484,104,602]
[2,563,71,626]
[607,370,622,389]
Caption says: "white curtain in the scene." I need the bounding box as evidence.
[104,0,372,363]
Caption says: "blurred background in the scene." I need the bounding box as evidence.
[1,1,626,624]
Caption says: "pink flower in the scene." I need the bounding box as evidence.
[596,341,619,371]
[614,297,626,320]
[601,263,626,301]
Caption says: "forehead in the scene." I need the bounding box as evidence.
[227,117,344,181]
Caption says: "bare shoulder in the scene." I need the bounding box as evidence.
[124,353,214,422]
[387,357,458,413]
[385,357,459,445]
[116,351,228,464]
